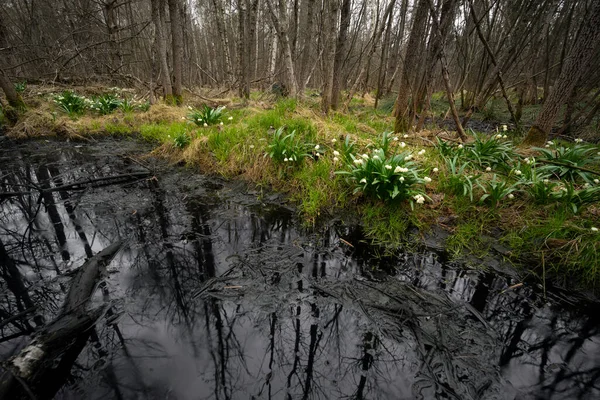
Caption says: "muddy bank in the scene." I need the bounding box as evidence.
[0,138,598,399]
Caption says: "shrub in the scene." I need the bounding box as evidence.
[91,93,121,115]
[188,105,225,126]
[465,133,516,171]
[266,127,312,165]
[173,130,190,148]
[440,156,478,201]
[535,142,600,183]
[118,98,136,113]
[337,148,428,206]
[53,91,88,116]
[14,81,26,93]
[478,175,519,208]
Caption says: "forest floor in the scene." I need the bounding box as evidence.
[2,84,600,290]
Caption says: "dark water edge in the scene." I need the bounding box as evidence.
[0,138,598,400]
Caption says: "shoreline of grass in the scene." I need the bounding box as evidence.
[5,87,600,291]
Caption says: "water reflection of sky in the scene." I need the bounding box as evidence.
[0,141,598,400]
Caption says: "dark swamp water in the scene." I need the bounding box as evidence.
[0,138,599,400]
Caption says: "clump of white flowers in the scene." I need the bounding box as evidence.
[413,194,425,204]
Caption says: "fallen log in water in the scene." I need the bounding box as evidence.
[0,240,124,400]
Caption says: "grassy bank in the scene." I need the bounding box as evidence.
[4,85,600,289]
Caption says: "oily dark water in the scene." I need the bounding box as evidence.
[0,139,599,400]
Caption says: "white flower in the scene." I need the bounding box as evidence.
[403,134,409,138]
[361,154,369,160]
[372,155,380,160]
[418,149,426,155]
[249,145,255,149]
[486,167,492,172]
[228,116,234,120]
[405,154,413,161]
[360,178,367,184]
[524,158,530,164]
[424,176,432,183]
[188,106,193,110]
[433,168,439,173]
[592,227,599,232]
[413,194,425,204]
[514,169,522,176]
[594,179,599,184]
[385,164,392,170]
[203,123,208,127]
[333,157,339,163]
[584,183,591,188]
[575,138,583,143]
[182,116,186,120]
[392,136,398,141]
[220,122,224,126]
[496,134,503,139]
[502,125,508,132]
[400,142,406,148]
[545,144,550,148]
[458,144,463,149]
[284,157,289,162]
[543,179,550,184]
[315,144,320,150]
[399,176,405,182]
[331,138,337,143]
[354,159,364,165]
[333,150,340,156]
[394,166,409,173]
[547,141,554,145]
[508,194,514,199]
[503,135,507,139]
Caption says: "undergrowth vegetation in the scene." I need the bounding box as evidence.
[7,87,600,289]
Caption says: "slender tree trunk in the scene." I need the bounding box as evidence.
[211,0,234,84]
[151,0,172,99]
[331,0,351,109]
[237,0,248,98]
[321,0,339,114]
[426,0,467,141]
[374,4,394,109]
[345,0,397,108]
[298,0,317,92]
[266,0,298,97]
[468,0,519,130]
[523,1,600,146]
[168,0,183,104]
[393,0,428,132]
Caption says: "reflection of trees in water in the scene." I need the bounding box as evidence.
[1,145,599,399]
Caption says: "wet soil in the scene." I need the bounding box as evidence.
[0,138,599,400]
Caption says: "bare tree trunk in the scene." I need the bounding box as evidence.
[0,70,24,112]
[426,0,467,141]
[345,0,397,108]
[298,0,317,92]
[266,0,298,97]
[237,0,248,98]
[393,0,428,132]
[168,0,183,104]
[523,1,600,146]
[151,0,172,99]
[331,0,351,109]
[468,0,519,129]
[375,3,394,109]
[211,0,234,84]
[321,0,339,114]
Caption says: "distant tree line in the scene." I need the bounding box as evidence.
[1,0,599,143]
